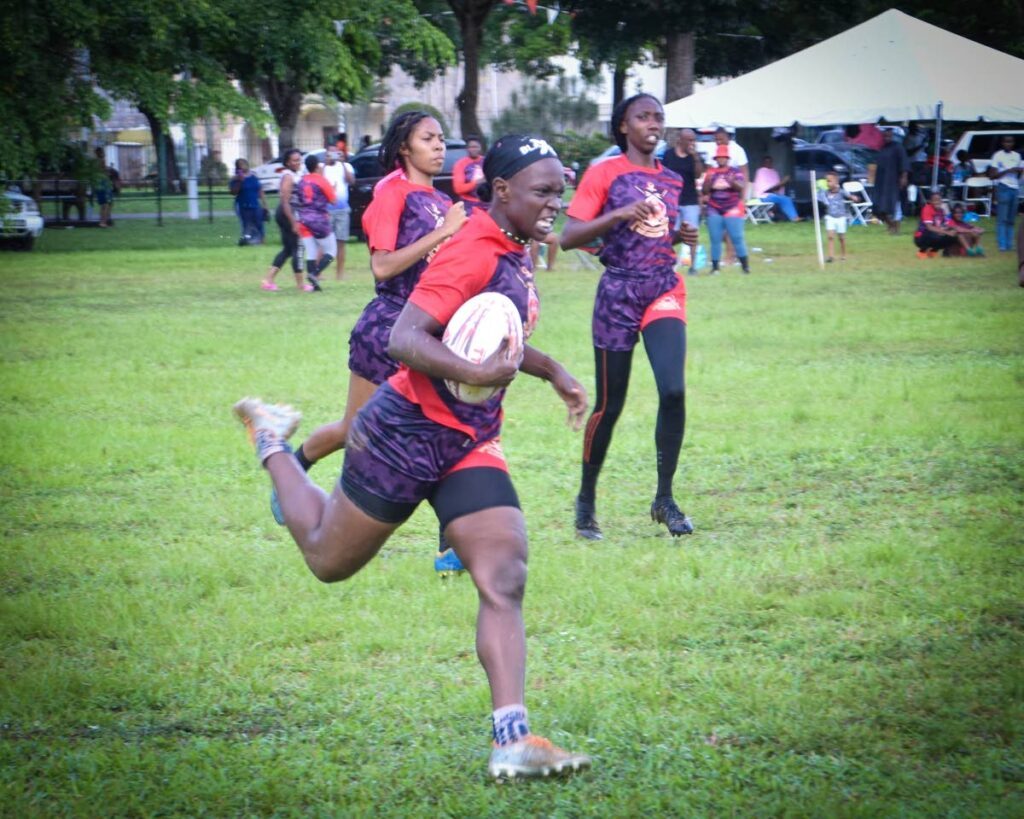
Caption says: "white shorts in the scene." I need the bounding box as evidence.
[302,233,338,261]
[824,215,848,234]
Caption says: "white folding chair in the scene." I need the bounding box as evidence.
[842,181,873,226]
[745,198,774,224]
[964,176,992,216]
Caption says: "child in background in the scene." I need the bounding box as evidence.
[817,172,855,262]
[949,204,985,256]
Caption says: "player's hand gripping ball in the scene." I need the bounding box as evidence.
[442,292,524,404]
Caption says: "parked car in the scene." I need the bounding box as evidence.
[792,143,876,213]
[251,155,288,193]
[348,140,468,241]
[949,129,1024,174]
[1,188,44,250]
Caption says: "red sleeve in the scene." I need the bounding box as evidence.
[452,157,474,197]
[315,174,337,204]
[407,224,495,325]
[362,179,405,253]
[566,159,617,221]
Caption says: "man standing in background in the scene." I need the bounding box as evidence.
[323,149,355,280]
[661,128,704,274]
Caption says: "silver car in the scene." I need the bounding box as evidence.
[1,189,44,250]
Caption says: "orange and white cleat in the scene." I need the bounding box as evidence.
[233,397,301,464]
[488,735,592,780]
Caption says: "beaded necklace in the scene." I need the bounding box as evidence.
[497,225,530,246]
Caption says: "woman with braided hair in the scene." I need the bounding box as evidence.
[561,93,699,541]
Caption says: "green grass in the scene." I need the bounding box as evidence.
[1,217,1022,816]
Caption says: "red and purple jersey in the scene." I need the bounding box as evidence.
[389,211,540,442]
[705,166,745,215]
[914,206,950,239]
[568,155,681,273]
[452,155,484,206]
[362,173,453,304]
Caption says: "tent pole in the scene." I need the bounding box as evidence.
[810,169,824,269]
[931,101,944,193]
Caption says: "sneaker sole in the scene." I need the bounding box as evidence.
[488,757,591,779]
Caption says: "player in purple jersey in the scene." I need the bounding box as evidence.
[560,93,699,540]
[272,112,468,572]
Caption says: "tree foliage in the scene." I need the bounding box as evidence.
[0,0,107,179]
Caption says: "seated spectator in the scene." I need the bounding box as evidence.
[949,204,985,256]
[751,156,802,222]
[913,192,963,258]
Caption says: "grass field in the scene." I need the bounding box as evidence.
[1,216,1022,816]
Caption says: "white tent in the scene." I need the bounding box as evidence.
[663,9,1024,128]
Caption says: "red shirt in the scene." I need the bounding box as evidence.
[389,211,539,440]
[452,155,484,204]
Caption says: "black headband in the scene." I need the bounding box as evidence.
[483,135,559,184]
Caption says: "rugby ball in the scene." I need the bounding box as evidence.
[442,292,524,404]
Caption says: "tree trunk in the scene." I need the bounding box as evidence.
[260,77,304,152]
[612,62,627,116]
[139,106,180,194]
[451,0,497,139]
[665,31,695,102]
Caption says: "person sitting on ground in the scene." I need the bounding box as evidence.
[751,155,801,222]
[913,192,962,258]
[948,204,985,256]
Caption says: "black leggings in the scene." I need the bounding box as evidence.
[271,206,301,272]
[580,318,686,502]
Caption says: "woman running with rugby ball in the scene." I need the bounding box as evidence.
[561,93,698,540]
[234,135,592,779]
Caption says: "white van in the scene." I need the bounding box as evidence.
[950,130,1024,174]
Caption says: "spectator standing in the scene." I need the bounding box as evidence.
[661,128,705,273]
[988,135,1022,253]
[93,147,121,228]
[817,171,855,262]
[874,128,909,234]
[262,149,308,292]
[230,159,268,245]
[703,144,749,274]
[452,135,486,215]
[323,149,355,279]
[751,155,801,222]
[713,127,748,264]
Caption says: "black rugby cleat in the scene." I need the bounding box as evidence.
[650,497,694,537]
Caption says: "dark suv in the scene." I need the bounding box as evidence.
[792,143,876,214]
[349,140,469,240]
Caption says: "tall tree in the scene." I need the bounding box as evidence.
[0,0,107,180]
[87,0,265,190]
[416,0,570,138]
[224,0,454,150]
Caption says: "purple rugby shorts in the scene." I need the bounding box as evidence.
[592,265,687,351]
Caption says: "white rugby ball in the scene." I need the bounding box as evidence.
[442,292,524,404]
